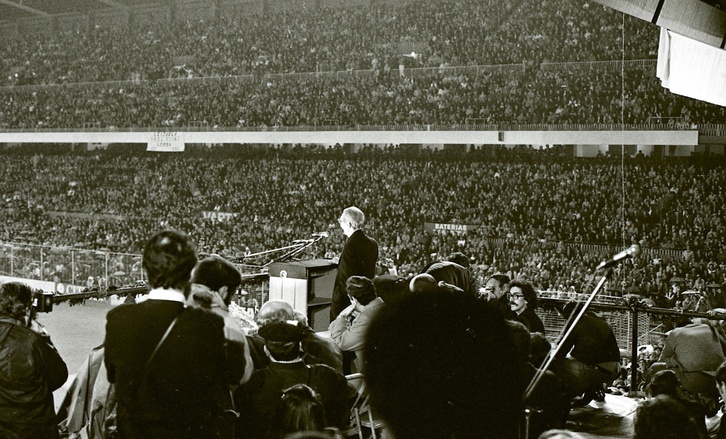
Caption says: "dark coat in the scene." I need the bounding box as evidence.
[425,261,479,297]
[331,229,378,319]
[0,317,68,439]
[104,299,246,439]
[233,361,354,439]
[514,307,545,334]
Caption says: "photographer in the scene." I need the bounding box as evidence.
[0,281,68,439]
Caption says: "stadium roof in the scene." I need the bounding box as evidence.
[0,0,170,23]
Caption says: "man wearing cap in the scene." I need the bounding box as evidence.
[331,206,378,320]
[247,299,343,372]
[234,321,354,439]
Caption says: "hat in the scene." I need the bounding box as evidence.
[258,320,304,343]
[373,274,409,304]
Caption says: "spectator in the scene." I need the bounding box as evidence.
[234,321,354,439]
[0,281,68,439]
[508,279,545,333]
[328,275,384,373]
[364,290,524,439]
[633,395,702,439]
[104,229,247,438]
[550,301,621,405]
[268,384,332,439]
[248,299,343,373]
[424,251,479,297]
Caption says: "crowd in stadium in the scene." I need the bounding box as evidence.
[0,144,724,310]
[1,0,725,128]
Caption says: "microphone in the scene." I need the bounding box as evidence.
[438,281,464,293]
[596,244,642,270]
[312,231,330,238]
[292,239,314,244]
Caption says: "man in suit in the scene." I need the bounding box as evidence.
[104,230,247,439]
[330,206,378,320]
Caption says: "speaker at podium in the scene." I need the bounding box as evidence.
[267,259,337,332]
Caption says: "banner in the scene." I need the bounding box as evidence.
[424,222,481,234]
[202,211,238,222]
[147,132,185,152]
[657,28,726,107]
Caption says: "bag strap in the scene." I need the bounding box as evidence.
[145,315,179,370]
[134,314,180,396]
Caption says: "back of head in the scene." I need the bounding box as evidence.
[408,273,441,294]
[346,276,376,306]
[649,370,679,397]
[270,384,328,439]
[191,255,242,304]
[257,300,296,327]
[447,252,470,268]
[530,332,552,367]
[634,395,700,439]
[0,282,33,320]
[259,320,305,361]
[506,319,532,364]
[364,290,522,439]
[341,206,365,229]
[143,229,197,291]
[373,274,409,305]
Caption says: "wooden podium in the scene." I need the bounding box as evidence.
[267,259,338,332]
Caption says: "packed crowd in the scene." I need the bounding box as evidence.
[3,66,725,130]
[2,0,724,128]
[1,144,725,302]
[1,0,656,85]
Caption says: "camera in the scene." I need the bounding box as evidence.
[32,289,54,313]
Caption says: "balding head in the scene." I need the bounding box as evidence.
[409,273,440,294]
[257,300,295,327]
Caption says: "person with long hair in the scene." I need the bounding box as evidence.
[268,384,329,439]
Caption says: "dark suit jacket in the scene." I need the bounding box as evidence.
[425,261,479,297]
[331,229,378,319]
[104,298,245,439]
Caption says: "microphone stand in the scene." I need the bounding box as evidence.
[521,266,614,438]
[263,234,328,267]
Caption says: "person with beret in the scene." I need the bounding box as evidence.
[233,321,354,439]
[247,299,344,373]
[329,275,384,374]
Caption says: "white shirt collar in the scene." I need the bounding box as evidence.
[147,288,187,304]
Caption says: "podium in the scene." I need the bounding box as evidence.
[267,259,338,332]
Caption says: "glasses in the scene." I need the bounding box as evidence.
[507,292,525,300]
